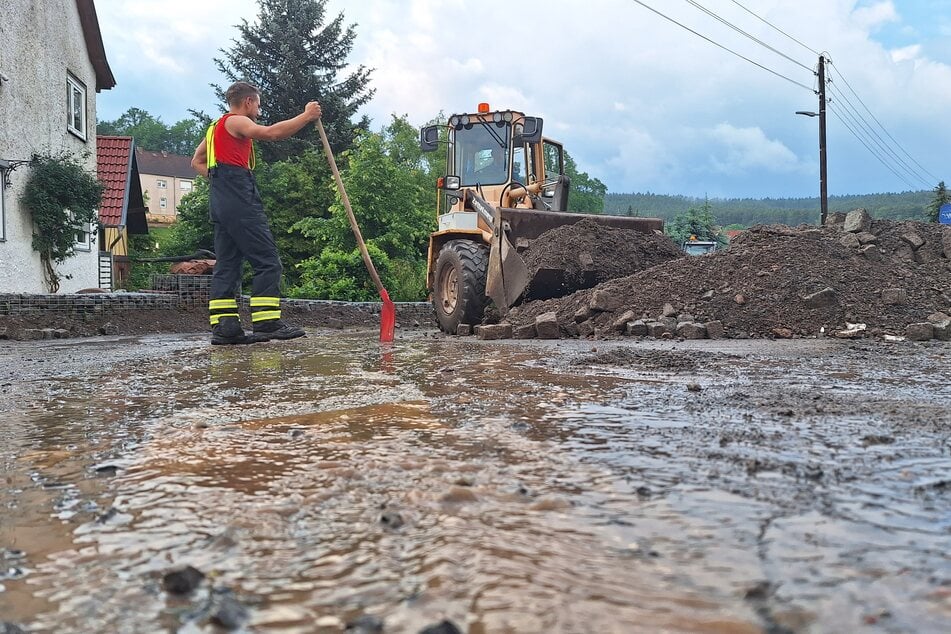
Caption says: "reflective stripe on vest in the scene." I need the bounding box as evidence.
[205,116,256,170]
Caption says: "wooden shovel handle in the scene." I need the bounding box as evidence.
[315,119,385,295]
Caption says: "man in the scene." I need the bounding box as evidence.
[474,145,506,182]
[191,82,321,345]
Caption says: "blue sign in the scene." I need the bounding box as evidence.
[941,203,951,225]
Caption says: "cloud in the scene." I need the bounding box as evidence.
[890,44,921,62]
[705,124,803,176]
[851,1,899,31]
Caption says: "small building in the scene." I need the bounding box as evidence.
[0,0,116,293]
[97,136,148,289]
[135,148,197,226]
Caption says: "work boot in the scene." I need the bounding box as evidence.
[251,319,305,341]
[210,316,253,345]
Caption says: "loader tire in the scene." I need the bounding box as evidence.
[433,239,489,334]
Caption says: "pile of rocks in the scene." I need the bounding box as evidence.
[477,210,951,342]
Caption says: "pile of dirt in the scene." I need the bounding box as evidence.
[520,218,683,300]
[508,216,951,339]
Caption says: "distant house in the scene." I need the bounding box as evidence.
[97,136,148,289]
[0,0,115,293]
[135,148,198,226]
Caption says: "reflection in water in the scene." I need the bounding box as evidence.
[0,335,948,632]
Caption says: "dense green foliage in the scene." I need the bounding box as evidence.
[20,154,104,292]
[97,108,204,155]
[927,181,950,223]
[564,152,607,213]
[213,0,374,161]
[605,190,933,226]
[665,200,726,246]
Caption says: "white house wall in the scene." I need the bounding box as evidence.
[0,0,101,293]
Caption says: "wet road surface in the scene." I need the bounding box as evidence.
[0,331,949,633]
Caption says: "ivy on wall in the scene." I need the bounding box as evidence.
[20,154,103,292]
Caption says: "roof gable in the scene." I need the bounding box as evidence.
[135,148,199,179]
[76,0,115,91]
[97,136,147,233]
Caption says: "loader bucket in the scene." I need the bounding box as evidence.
[486,227,530,310]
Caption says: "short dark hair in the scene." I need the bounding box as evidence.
[225,81,260,107]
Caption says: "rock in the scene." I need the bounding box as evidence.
[915,249,942,264]
[513,323,537,339]
[855,232,878,245]
[906,323,934,341]
[574,306,592,323]
[676,322,707,340]
[210,593,249,631]
[613,310,636,332]
[843,208,872,233]
[677,313,695,323]
[590,289,623,312]
[626,319,648,337]
[701,290,715,300]
[419,620,463,634]
[771,327,794,339]
[882,288,907,305]
[577,320,596,338]
[346,615,386,633]
[0,623,26,634]
[686,383,702,392]
[943,227,951,258]
[825,212,847,226]
[170,259,215,275]
[659,316,678,333]
[0,328,7,340]
[455,324,472,336]
[162,565,205,595]
[927,312,951,325]
[803,287,837,309]
[901,232,925,250]
[98,323,120,336]
[934,322,951,341]
[859,245,882,262]
[474,324,512,340]
[734,294,747,305]
[535,312,560,339]
[41,328,57,339]
[896,246,916,262]
[647,322,667,338]
[53,329,70,339]
[839,233,861,249]
[704,320,725,339]
[578,251,594,268]
[661,303,677,317]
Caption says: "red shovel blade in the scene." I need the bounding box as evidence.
[379,288,395,343]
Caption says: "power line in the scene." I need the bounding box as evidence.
[728,0,820,57]
[684,0,813,73]
[629,0,816,93]
[828,61,941,184]
[827,103,919,190]
[827,83,931,188]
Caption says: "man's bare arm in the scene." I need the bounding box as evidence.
[226,102,322,142]
[191,139,209,177]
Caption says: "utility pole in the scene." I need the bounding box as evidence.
[818,55,828,225]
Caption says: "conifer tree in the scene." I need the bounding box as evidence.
[927,181,949,223]
[213,0,374,162]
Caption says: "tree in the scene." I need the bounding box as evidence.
[564,151,607,213]
[290,115,436,300]
[213,0,374,162]
[665,199,725,246]
[97,108,204,154]
[927,181,950,223]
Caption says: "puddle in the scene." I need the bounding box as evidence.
[0,334,948,632]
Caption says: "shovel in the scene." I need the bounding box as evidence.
[316,119,395,343]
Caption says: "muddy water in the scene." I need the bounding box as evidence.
[0,333,949,633]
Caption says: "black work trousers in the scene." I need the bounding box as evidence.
[208,164,283,302]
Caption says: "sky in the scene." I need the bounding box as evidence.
[93,0,951,199]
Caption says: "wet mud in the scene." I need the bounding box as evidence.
[0,332,948,632]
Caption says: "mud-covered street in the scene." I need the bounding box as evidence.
[1,331,949,633]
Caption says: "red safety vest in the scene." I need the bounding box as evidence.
[205,114,255,170]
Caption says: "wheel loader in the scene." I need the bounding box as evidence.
[419,104,663,334]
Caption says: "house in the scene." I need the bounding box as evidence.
[135,148,198,226]
[0,0,115,293]
[97,136,148,289]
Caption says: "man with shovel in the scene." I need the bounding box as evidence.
[191,81,320,345]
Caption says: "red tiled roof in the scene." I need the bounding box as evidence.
[97,136,147,233]
[135,148,197,179]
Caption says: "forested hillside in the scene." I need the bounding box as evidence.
[604,191,932,226]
